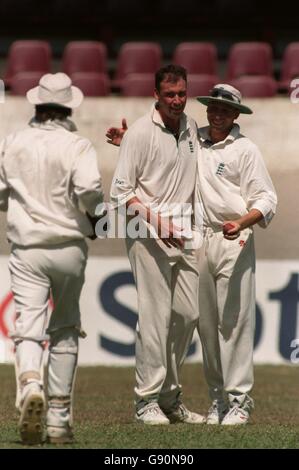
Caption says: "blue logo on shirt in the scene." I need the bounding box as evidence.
[216,163,225,175]
[188,141,194,153]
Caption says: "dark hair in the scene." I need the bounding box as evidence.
[35,104,72,123]
[155,64,187,92]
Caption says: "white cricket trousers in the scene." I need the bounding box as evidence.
[126,238,199,411]
[8,240,87,394]
[197,227,255,402]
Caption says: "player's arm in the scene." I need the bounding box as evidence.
[223,144,277,240]
[126,196,185,249]
[106,119,128,146]
[239,144,277,229]
[72,139,104,215]
[222,209,263,240]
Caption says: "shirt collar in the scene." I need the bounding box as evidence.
[198,123,240,147]
[29,117,77,132]
[151,103,190,133]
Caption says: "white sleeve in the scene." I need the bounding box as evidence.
[0,138,9,212]
[239,144,277,228]
[72,139,104,216]
[110,127,146,208]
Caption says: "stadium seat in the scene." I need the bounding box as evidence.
[122,73,155,96]
[226,42,273,80]
[10,71,45,95]
[279,42,299,91]
[112,42,162,90]
[4,40,51,87]
[70,72,110,96]
[62,41,108,76]
[229,76,278,97]
[173,42,218,75]
[187,74,220,97]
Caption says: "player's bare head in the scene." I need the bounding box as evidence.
[35,104,72,123]
[155,64,187,92]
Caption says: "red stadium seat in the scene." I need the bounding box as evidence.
[173,42,218,75]
[226,42,273,80]
[229,76,278,97]
[62,41,108,76]
[70,72,110,96]
[112,42,162,90]
[279,42,299,91]
[122,73,155,97]
[187,74,220,97]
[5,40,51,87]
[10,71,45,95]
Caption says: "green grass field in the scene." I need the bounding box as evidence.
[0,363,298,449]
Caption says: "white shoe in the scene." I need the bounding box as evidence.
[221,395,254,426]
[206,400,228,425]
[135,402,170,425]
[163,402,206,424]
[47,425,74,444]
[18,382,45,445]
[221,406,249,425]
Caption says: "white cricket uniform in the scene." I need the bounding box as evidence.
[196,123,277,403]
[0,119,103,415]
[110,105,200,409]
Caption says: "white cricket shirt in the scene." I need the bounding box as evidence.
[110,105,199,237]
[196,124,277,229]
[0,120,104,246]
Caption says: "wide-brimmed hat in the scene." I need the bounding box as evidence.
[27,73,83,108]
[196,84,253,114]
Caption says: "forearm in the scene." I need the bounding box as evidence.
[235,209,264,230]
[126,197,184,248]
[223,209,264,240]
[126,197,158,225]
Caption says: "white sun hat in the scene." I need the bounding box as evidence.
[27,72,83,108]
[197,83,253,114]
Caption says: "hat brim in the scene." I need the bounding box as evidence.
[196,96,253,114]
[26,85,83,109]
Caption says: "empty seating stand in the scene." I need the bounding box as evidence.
[187,74,219,97]
[279,42,299,92]
[71,72,110,96]
[5,40,51,88]
[62,41,110,94]
[229,76,277,97]
[112,42,162,91]
[10,71,45,95]
[62,41,108,76]
[226,42,273,80]
[173,42,218,75]
[122,73,155,96]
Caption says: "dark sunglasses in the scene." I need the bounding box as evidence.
[210,88,240,103]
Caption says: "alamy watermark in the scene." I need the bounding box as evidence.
[290,339,299,364]
[0,80,5,103]
[289,79,299,103]
[93,202,203,241]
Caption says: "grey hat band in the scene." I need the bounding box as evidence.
[210,88,241,104]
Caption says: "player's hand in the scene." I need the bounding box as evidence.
[86,210,108,240]
[106,118,128,146]
[158,218,185,249]
[222,221,241,240]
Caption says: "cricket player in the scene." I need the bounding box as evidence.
[195,84,277,425]
[107,80,277,427]
[109,65,205,425]
[0,73,104,444]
